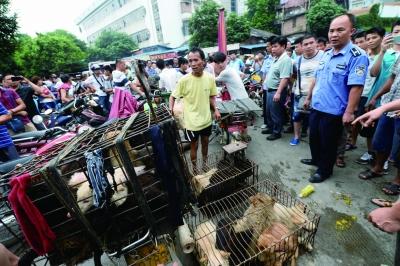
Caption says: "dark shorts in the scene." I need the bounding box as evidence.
[356,96,368,117]
[184,125,212,142]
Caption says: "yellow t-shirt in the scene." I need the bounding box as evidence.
[172,72,217,131]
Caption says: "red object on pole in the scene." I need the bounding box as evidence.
[218,8,227,54]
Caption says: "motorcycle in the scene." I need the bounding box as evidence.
[33,94,107,129]
[243,70,263,107]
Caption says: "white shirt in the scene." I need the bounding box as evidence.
[112,70,131,90]
[216,67,248,100]
[84,74,107,96]
[159,68,179,92]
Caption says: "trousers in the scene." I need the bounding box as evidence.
[266,90,287,134]
[309,109,343,177]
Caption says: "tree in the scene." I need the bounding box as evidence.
[246,0,279,33]
[189,0,220,48]
[306,0,345,38]
[227,13,251,43]
[0,0,18,73]
[88,31,138,61]
[13,30,87,76]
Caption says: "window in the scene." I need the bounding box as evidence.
[182,20,190,36]
[292,17,297,28]
[231,0,237,13]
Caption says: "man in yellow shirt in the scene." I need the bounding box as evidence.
[170,47,221,163]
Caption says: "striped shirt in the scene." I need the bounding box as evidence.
[0,103,13,148]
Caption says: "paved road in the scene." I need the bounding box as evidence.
[209,121,396,266]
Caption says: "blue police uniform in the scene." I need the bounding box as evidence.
[309,41,368,181]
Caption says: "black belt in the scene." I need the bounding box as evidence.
[267,89,277,92]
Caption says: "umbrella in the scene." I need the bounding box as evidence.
[218,8,227,54]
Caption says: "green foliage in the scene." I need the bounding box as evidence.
[0,0,18,73]
[88,31,138,61]
[306,0,345,38]
[356,4,396,32]
[189,0,220,48]
[13,30,87,76]
[226,13,251,43]
[246,0,279,33]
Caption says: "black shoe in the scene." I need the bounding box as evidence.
[284,126,294,133]
[261,129,273,134]
[300,159,317,166]
[309,173,328,183]
[267,133,281,141]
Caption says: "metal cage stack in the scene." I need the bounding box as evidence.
[0,137,78,262]
[187,151,258,207]
[186,178,320,266]
[38,104,190,265]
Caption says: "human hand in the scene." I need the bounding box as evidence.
[382,34,393,53]
[214,110,221,120]
[368,205,400,233]
[342,112,355,125]
[304,98,311,110]
[352,108,383,127]
[273,92,281,102]
[367,98,377,111]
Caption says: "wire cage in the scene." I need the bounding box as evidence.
[186,178,320,266]
[187,151,258,207]
[38,104,191,265]
[0,137,78,262]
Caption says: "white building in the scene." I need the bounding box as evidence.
[75,0,202,48]
[349,0,398,10]
[215,0,247,15]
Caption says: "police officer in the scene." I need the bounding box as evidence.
[301,13,369,183]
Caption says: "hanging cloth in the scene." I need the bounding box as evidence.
[8,173,56,255]
[84,149,115,208]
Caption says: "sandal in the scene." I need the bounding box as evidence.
[358,169,383,180]
[336,156,346,168]
[345,143,357,151]
[371,198,394,207]
[382,183,400,196]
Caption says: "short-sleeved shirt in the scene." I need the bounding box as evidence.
[294,50,324,96]
[0,102,13,149]
[172,72,217,131]
[311,42,369,116]
[159,68,179,92]
[16,85,39,118]
[84,74,107,96]
[361,55,377,97]
[112,70,131,90]
[215,68,248,100]
[367,49,400,107]
[0,88,30,124]
[381,56,400,116]
[228,59,245,73]
[265,52,292,90]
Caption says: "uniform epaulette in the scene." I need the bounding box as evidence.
[351,47,362,57]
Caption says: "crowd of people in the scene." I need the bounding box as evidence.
[2,11,400,264]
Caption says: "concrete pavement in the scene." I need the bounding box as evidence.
[209,121,396,266]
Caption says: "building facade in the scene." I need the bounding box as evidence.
[76,0,201,48]
[278,0,309,37]
[215,0,247,15]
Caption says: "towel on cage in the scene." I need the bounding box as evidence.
[150,123,184,227]
[69,167,130,213]
[85,149,115,209]
[8,173,56,255]
[108,88,137,120]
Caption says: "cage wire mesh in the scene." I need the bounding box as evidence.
[187,151,258,207]
[186,178,320,266]
[38,105,189,265]
[0,137,79,264]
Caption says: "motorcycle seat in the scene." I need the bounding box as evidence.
[11,130,47,141]
[0,155,35,175]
